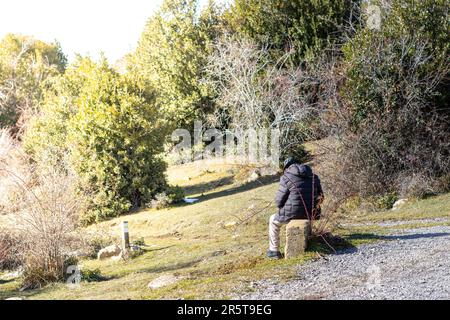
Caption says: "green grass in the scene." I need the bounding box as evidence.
[1,161,293,300]
[347,193,450,223]
[1,159,449,300]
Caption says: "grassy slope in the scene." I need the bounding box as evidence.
[1,161,449,300]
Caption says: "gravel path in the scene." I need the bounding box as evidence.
[238,225,450,300]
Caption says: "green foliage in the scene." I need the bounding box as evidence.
[129,0,222,129]
[224,0,353,61]
[167,185,185,203]
[25,56,169,224]
[149,185,184,210]
[0,34,66,132]
[80,268,106,282]
[85,236,116,259]
[132,237,146,247]
[343,0,449,127]
[335,0,450,197]
[372,192,398,210]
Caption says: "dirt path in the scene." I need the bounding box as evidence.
[238,225,450,300]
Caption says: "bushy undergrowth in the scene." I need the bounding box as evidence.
[1,130,86,288]
[317,0,450,209]
[150,185,185,210]
[80,268,105,282]
[0,230,21,270]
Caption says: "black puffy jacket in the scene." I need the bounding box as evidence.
[274,163,323,223]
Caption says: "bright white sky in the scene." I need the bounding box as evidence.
[0,0,214,64]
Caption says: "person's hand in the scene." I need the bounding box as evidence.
[317,194,324,206]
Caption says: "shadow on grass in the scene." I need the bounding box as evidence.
[344,233,385,242]
[0,278,14,285]
[308,234,358,255]
[138,257,204,274]
[197,175,279,203]
[0,289,25,300]
[80,271,117,283]
[114,175,277,220]
[145,245,175,252]
[184,176,235,197]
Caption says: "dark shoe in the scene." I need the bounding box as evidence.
[266,250,283,259]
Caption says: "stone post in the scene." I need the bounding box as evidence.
[285,219,311,259]
[121,221,130,252]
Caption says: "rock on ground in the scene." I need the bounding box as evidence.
[237,225,450,300]
[247,170,261,182]
[148,274,183,290]
[97,244,121,260]
[0,268,24,280]
[392,198,408,210]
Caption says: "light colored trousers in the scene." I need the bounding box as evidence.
[269,214,288,252]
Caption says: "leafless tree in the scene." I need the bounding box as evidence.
[204,35,342,157]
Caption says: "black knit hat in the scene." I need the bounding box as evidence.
[283,157,298,170]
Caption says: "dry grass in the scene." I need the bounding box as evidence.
[1,155,449,300]
[0,160,306,299]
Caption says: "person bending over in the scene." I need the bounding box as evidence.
[267,157,324,259]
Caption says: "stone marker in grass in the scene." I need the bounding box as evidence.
[285,220,310,259]
[121,221,130,252]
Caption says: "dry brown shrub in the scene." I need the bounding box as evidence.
[0,228,21,270]
[0,129,30,215]
[15,166,85,289]
[0,130,87,288]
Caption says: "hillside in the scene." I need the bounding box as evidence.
[1,0,449,303]
[1,159,449,300]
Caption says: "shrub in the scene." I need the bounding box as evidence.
[16,165,85,289]
[1,140,86,288]
[150,186,185,210]
[80,268,105,282]
[321,0,450,203]
[0,129,29,215]
[150,192,171,210]
[167,185,185,204]
[205,37,338,160]
[434,174,450,194]
[24,57,169,223]
[83,234,118,259]
[372,193,399,210]
[0,229,21,270]
[132,237,146,247]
